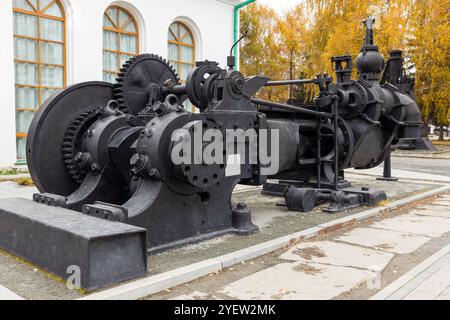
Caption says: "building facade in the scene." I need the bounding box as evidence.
[0,0,239,166]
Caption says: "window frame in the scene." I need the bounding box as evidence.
[102,5,140,79]
[167,21,196,82]
[13,0,66,148]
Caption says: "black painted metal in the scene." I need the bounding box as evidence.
[377,151,399,181]
[0,198,146,290]
[9,15,424,273]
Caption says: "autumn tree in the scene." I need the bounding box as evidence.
[410,0,449,139]
[240,3,286,101]
[239,0,449,131]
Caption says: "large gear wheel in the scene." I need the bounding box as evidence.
[62,108,99,184]
[113,54,180,115]
[27,82,114,196]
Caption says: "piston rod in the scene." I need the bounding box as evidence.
[251,98,332,118]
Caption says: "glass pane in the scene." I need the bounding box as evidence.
[168,43,178,61]
[41,88,58,102]
[180,63,193,81]
[168,29,176,41]
[41,65,64,87]
[179,24,188,39]
[106,7,118,26]
[13,0,35,11]
[14,37,38,61]
[119,9,130,28]
[169,23,179,39]
[103,72,116,83]
[41,42,63,64]
[16,137,27,160]
[15,87,39,109]
[181,46,194,63]
[103,14,115,28]
[15,62,38,86]
[103,51,118,71]
[39,0,52,10]
[16,110,35,133]
[41,18,63,42]
[169,60,178,74]
[44,2,63,18]
[120,53,134,66]
[123,21,137,33]
[183,32,193,45]
[103,31,118,50]
[13,12,38,38]
[183,100,193,112]
[120,34,137,53]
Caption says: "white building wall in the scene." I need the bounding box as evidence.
[0,1,18,166]
[0,0,239,166]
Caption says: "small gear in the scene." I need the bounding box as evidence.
[62,109,100,183]
[113,54,180,115]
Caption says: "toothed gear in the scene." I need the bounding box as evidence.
[113,54,180,115]
[62,109,100,183]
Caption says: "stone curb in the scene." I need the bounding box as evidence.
[78,185,450,300]
[370,243,450,300]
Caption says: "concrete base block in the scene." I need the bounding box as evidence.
[0,198,147,290]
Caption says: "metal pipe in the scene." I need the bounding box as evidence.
[333,99,339,189]
[233,0,257,69]
[264,79,318,86]
[250,98,332,118]
[168,84,187,95]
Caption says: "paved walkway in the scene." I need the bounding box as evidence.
[0,284,23,300]
[372,245,450,300]
[152,193,450,300]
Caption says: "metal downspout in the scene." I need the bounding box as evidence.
[233,0,256,69]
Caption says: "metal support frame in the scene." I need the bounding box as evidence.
[376,151,399,181]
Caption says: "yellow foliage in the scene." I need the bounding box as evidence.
[240,0,449,122]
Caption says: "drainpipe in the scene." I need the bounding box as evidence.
[233,0,256,69]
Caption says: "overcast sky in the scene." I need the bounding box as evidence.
[257,0,301,14]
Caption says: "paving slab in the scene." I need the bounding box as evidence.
[336,227,431,254]
[171,291,213,300]
[279,240,393,271]
[410,207,450,218]
[416,204,450,212]
[431,200,450,207]
[403,257,450,300]
[220,261,371,300]
[0,182,37,199]
[0,283,23,300]
[370,213,450,237]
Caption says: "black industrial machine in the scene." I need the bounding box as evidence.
[24,17,423,253]
[0,16,424,289]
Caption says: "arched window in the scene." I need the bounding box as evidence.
[168,21,195,111]
[102,6,139,83]
[168,21,195,82]
[13,0,66,160]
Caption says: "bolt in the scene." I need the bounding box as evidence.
[130,154,145,169]
[236,202,247,210]
[74,152,90,168]
[91,163,99,172]
[87,130,93,137]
